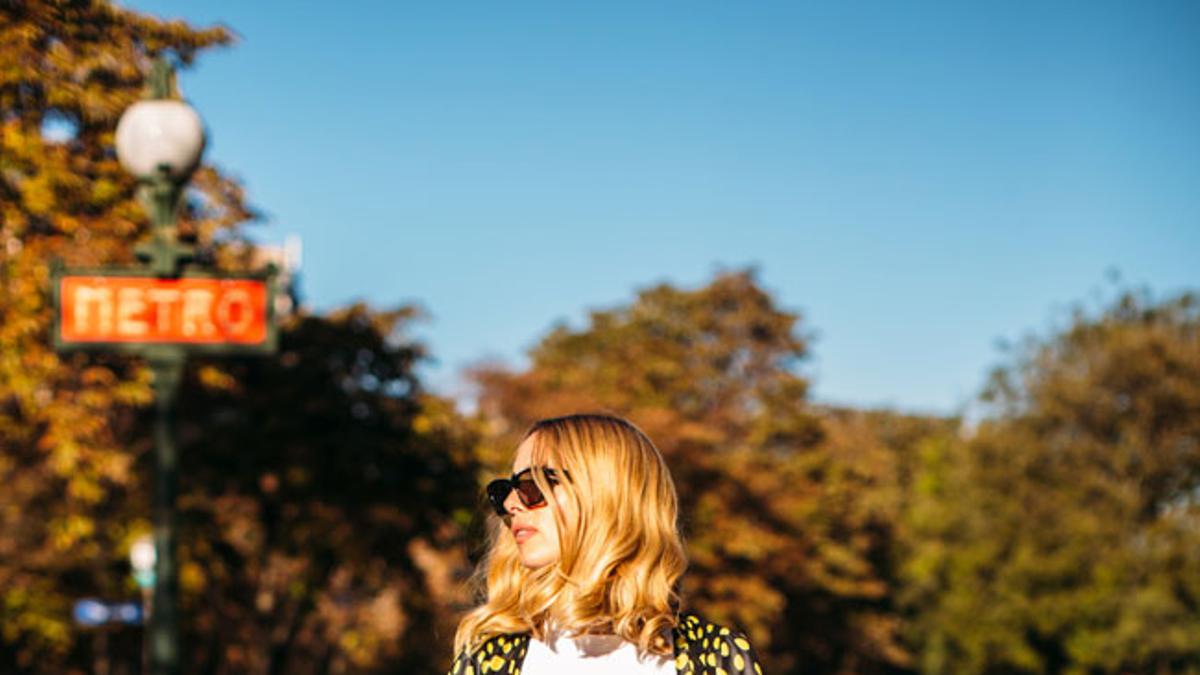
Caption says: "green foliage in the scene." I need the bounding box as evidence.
[901,290,1200,675]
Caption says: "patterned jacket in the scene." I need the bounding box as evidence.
[447,613,763,675]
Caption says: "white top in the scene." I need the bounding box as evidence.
[521,627,675,675]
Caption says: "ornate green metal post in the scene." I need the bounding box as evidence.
[52,54,278,675]
[148,350,184,675]
[138,58,194,675]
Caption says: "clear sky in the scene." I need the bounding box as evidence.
[120,0,1199,415]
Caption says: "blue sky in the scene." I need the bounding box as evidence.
[121,0,1199,414]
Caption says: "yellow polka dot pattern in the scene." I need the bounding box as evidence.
[675,614,761,675]
[445,613,763,674]
[447,633,530,675]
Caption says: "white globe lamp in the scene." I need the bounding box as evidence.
[115,99,206,180]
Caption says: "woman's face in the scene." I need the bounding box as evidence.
[505,434,575,569]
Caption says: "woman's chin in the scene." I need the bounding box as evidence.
[518,547,557,569]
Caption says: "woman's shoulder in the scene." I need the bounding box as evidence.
[672,613,763,675]
[447,633,530,675]
[448,614,764,675]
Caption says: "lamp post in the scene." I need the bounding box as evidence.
[52,54,276,673]
[114,58,205,675]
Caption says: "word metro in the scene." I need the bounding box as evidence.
[58,275,270,345]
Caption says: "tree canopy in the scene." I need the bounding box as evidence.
[2,2,480,672]
[901,290,1200,675]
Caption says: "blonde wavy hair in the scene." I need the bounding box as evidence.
[453,413,688,657]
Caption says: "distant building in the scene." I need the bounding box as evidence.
[249,234,303,317]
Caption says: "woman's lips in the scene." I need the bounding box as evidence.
[511,524,538,544]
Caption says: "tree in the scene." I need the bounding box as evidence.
[900,290,1200,674]
[174,305,482,674]
[1,3,482,672]
[472,270,925,674]
[1,2,237,669]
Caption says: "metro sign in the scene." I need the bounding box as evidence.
[53,268,277,354]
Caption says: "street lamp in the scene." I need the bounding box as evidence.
[114,57,204,675]
[53,53,276,673]
[115,59,205,278]
[115,99,204,181]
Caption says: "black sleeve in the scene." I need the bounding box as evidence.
[715,629,764,675]
[445,651,476,675]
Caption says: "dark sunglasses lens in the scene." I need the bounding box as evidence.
[514,478,546,509]
[485,479,512,515]
[486,468,566,515]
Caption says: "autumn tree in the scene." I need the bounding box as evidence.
[471,270,928,674]
[1,2,480,673]
[900,290,1200,674]
[1,2,236,670]
[173,306,482,674]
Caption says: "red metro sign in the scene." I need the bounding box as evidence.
[55,273,275,351]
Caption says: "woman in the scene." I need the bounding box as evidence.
[447,413,764,674]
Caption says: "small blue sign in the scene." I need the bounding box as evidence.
[73,599,144,627]
[73,599,110,626]
[110,602,143,624]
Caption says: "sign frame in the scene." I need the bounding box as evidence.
[50,262,280,356]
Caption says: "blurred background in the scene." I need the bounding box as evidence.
[1,1,1197,673]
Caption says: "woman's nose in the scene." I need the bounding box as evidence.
[502,488,525,514]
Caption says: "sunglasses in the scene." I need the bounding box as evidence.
[485,467,568,516]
